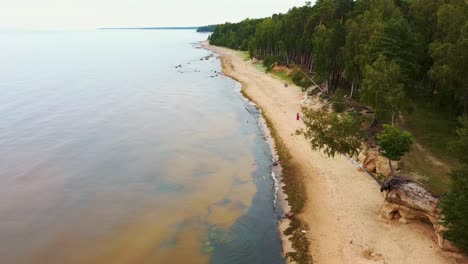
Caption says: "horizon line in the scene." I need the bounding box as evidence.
[98,26,201,30]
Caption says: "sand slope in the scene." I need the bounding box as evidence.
[204,42,465,264]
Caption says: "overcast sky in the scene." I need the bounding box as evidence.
[0,0,308,29]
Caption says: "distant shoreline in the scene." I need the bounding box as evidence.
[98,27,199,30]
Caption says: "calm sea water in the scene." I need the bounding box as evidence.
[0,30,284,264]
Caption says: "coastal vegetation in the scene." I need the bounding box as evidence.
[209,0,467,120]
[297,108,364,158]
[440,116,468,252]
[197,25,217,32]
[208,0,468,253]
[377,125,415,175]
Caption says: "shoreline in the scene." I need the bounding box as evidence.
[219,58,298,260]
[202,41,464,264]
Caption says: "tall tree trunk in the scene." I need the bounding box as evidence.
[388,158,394,176]
[370,115,378,129]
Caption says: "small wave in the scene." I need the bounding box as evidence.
[270,170,279,209]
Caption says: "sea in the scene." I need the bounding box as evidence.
[0,29,284,264]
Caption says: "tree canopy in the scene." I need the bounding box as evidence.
[209,0,468,116]
[361,55,405,123]
[440,165,468,252]
[377,125,414,162]
[197,25,217,32]
[450,116,468,163]
[297,108,364,157]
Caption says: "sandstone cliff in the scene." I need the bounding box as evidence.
[380,176,459,252]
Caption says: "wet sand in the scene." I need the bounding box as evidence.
[203,41,465,264]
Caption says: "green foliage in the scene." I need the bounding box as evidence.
[404,102,459,162]
[332,88,347,112]
[429,0,468,113]
[372,17,424,86]
[440,114,468,252]
[207,0,468,255]
[208,0,466,116]
[377,125,414,161]
[361,55,405,122]
[440,166,468,252]
[400,102,458,195]
[344,0,401,85]
[298,108,364,157]
[209,19,262,50]
[262,55,279,72]
[450,116,468,164]
[197,25,216,32]
[291,70,313,89]
[312,21,346,87]
[271,70,292,83]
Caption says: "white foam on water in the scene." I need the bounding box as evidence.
[271,170,279,209]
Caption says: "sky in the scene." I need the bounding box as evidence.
[0,0,308,29]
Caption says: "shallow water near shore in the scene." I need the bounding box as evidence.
[0,30,284,264]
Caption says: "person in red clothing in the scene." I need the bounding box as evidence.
[296,112,300,121]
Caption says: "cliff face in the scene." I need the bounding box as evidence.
[357,147,398,176]
[357,146,461,252]
[380,177,459,252]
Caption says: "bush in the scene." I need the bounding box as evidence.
[332,101,346,113]
[450,116,468,163]
[332,88,347,113]
[377,125,414,175]
[440,166,468,252]
[377,125,414,161]
[262,55,279,72]
[440,116,468,252]
[297,108,364,157]
[291,70,313,88]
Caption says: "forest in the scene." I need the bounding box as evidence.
[208,0,468,252]
[209,0,466,116]
[197,25,217,32]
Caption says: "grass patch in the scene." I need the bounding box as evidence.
[400,102,459,195]
[403,103,458,164]
[252,62,267,72]
[400,145,452,195]
[271,70,293,84]
[238,51,250,61]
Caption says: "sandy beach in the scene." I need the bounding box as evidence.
[203,41,466,264]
